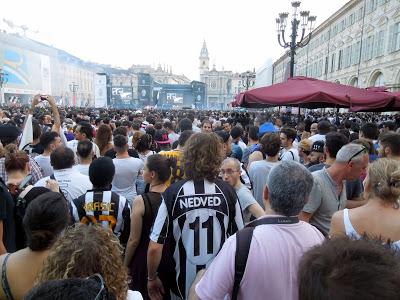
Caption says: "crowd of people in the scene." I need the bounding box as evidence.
[0,94,399,299]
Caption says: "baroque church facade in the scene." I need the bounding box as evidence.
[199,41,244,110]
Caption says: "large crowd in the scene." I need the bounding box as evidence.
[0,94,399,299]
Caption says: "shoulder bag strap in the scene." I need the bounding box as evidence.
[232,216,299,299]
[232,227,254,300]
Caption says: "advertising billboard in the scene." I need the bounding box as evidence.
[111,87,133,108]
[0,45,48,104]
[94,74,107,108]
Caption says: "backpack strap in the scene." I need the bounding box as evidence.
[289,150,294,160]
[232,227,254,300]
[232,216,299,299]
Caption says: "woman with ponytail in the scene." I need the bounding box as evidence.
[124,154,172,299]
[0,192,69,300]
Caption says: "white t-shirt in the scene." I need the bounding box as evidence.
[308,134,326,143]
[112,157,144,202]
[34,155,53,177]
[138,150,156,163]
[280,148,300,162]
[67,139,101,158]
[238,140,247,153]
[34,168,92,202]
[72,164,90,176]
[127,290,143,300]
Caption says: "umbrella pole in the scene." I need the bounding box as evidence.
[298,106,301,123]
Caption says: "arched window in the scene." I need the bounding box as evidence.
[373,72,384,87]
[349,77,358,87]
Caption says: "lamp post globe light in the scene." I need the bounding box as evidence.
[276,1,316,78]
[240,68,256,91]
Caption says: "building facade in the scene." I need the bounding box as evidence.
[0,31,101,106]
[199,41,246,110]
[273,0,400,91]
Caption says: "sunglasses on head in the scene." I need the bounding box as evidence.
[347,146,368,164]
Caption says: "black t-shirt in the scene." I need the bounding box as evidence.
[0,179,16,253]
[104,148,139,159]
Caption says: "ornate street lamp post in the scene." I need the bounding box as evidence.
[276,1,316,78]
[69,82,79,107]
[240,69,256,91]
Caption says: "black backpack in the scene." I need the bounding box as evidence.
[231,216,299,300]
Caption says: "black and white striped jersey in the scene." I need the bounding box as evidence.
[150,178,244,299]
[70,189,131,244]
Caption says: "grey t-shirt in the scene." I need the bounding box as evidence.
[303,168,347,236]
[308,163,363,200]
[34,155,53,177]
[249,160,280,208]
[235,184,258,223]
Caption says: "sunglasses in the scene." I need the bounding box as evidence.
[347,147,368,164]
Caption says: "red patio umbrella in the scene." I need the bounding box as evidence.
[235,76,395,110]
[350,87,400,112]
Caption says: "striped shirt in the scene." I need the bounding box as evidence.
[150,178,244,299]
[71,189,131,244]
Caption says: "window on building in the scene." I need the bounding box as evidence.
[366,0,378,13]
[340,20,345,32]
[349,13,355,25]
[319,60,323,77]
[343,48,348,68]
[325,56,329,75]
[373,72,385,86]
[331,53,336,73]
[337,50,343,70]
[375,30,386,57]
[388,23,400,52]
[352,41,361,64]
[363,36,374,61]
[344,46,352,68]
[349,77,358,87]
[358,7,364,20]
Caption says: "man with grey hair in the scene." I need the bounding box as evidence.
[300,143,369,236]
[194,161,324,300]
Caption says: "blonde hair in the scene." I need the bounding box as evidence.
[367,158,400,207]
[36,224,128,300]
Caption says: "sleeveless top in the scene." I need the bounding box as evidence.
[129,192,174,299]
[343,208,400,250]
[1,254,13,300]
